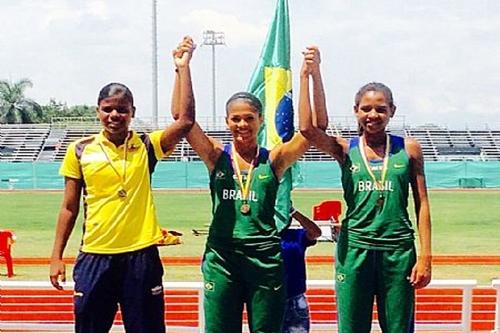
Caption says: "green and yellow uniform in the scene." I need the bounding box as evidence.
[60,130,172,333]
[202,145,286,333]
[336,135,416,333]
[60,130,169,253]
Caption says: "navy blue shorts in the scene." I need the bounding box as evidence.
[73,246,165,333]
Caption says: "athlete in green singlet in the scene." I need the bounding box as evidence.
[170,53,310,331]
[298,47,432,333]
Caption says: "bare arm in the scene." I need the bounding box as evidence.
[169,39,222,172]
[185,122,223,173]
[160,36,196,154]
[298,48,346,162]
[49,177,81,290]
[305,46,328,130]
[168,37,223,172]
[407,138,432,289]
[291,208,322,240]
[270,132,310,180]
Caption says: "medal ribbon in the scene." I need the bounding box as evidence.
[359,134,390,193]
[231,143,259,203]
[98,133,129,193]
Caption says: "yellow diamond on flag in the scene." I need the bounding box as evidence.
[264,67,292,149]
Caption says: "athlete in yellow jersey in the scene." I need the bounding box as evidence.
[49,37,195,333]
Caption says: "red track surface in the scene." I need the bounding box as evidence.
[0,287,497,331]
[6,255,500,265]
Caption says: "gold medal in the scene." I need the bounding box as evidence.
[231,143,259,215]
[240,203,251,214]
[359,134,390,209]
[99,133,130,201]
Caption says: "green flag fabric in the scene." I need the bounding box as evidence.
[247,0,298,233]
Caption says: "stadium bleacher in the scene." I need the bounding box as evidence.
[0,124,50,162]
[1,121,500,162]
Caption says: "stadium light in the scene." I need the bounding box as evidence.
[202,30,225,129]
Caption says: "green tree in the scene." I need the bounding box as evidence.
[40,99,66,123]
[68,104,95,117]
[41,100,95,123]
[0,79,42,123]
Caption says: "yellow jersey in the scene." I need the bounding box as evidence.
[60,130,172,254]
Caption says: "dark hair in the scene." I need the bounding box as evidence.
[225,92,262,114]
[97,82,134,106]
[354,82,395,108]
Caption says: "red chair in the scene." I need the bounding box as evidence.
[0,229,16,278]
[312,200,342,222]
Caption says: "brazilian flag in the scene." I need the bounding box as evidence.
[247,0,298,232]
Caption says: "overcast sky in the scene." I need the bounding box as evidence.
[1,0,500,129]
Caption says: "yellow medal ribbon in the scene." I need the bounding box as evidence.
[231,143,259,214]
[359,134,390,207]
[98,133,129,199]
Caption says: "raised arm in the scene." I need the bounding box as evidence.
[159,36,196,154]
[407,138,432,289]
[185,122,223,173]
[298,46,346,162]
[170,38,222,173]
[269,132,310,180]
[49,177,81,290]
[305,46,328,130]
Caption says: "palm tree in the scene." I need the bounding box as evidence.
[0,79,42,123]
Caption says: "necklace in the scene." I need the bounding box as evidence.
[231,143,259,215]
[359,134,390,207]
[98,134,129,199]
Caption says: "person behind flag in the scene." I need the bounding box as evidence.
[49,37,195,333]
[298,46,432,333]
[172,86,310,331]
[281,205,321,333]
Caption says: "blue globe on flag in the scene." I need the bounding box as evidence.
[274,90,294,143]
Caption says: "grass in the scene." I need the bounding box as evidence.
[1,190,499,283]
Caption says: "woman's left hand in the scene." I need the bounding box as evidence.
[173,36,196,69]
[409,256,432,289]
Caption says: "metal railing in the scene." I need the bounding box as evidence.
[1,279,492,332]
[493,279,500,333]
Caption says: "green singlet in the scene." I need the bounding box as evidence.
[336,135,417,333]
[202,144,286,333]
[340,134,415,249]
[207,145,281,251]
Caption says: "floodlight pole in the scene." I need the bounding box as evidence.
[152,0,159,128]
[202,30,225,129]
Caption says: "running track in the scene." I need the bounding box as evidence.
[2,255,499,332]
[8,255,500,265]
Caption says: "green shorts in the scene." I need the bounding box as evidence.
[335,243,416,333]
[202,244,286,333]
